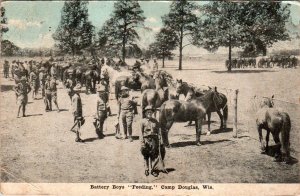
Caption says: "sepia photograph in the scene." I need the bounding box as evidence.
[0,0,299,195]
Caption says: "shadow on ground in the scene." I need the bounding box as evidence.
[1,84,14,92]
[170,139,231,148]
[262,145,298,165]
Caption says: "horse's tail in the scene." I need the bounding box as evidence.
[280,112,291,158]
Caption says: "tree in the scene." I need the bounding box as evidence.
[150,28,178,68]
[1,40,20,56]
[53,0,95,56]
[238,2,290,56]
[162,0,199,70]
[98,0,145,62]
[1,7,9,36]
[197,1,291,71]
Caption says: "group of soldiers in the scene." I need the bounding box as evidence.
[2,56,166,177]
[226,55,299,69]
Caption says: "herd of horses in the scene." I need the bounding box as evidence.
[95,62,291,164]
[226,55,298,69]
[29,56,292,164]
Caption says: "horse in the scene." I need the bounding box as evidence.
[255,95,291,163]
[159,88,227,147]
[175,80,227,134]
[114,74,140,100]
[135,71,156,92]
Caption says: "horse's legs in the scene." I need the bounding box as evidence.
[272,132,282,161]
[257,125,266,152]
[144,157,149,176]
[216,109,224,130]
[161,121,173,148]
[265,130,270,152]
[206,112,211,136]
[196,118,203,146]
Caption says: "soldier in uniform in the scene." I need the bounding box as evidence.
[14,76,31,118]
[44,75,52,111]
[117,86,138,142]
[29,68,39,99]
[99,78,112,116]
[39,67,46,98]
[65,76,75,101]
[93,83,108,139]
[50,75,60,112]
[3,60,10,78]
[153,59,159,72]
[140,106,166,177]
[70,85,85,142]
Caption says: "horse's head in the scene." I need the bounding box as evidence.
[259,95,274,108]
[175,79,184,94]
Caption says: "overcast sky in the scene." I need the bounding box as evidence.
[2,1,300,50]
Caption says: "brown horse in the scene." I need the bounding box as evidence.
[256,96,291,163]
[135,71,156,92]
[175,80,228,135]
[160,89,225,147]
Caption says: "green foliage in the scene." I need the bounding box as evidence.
[150,28,178,67]
[162,0,199,70]
[1,40,20,56]
[197,1,291,71]
[53,0,95,56]
[97,0,145,61]
[1,7,9,35]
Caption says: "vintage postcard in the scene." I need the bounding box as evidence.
[0,1,299,195]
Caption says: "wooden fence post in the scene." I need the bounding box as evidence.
[233,89,239,138]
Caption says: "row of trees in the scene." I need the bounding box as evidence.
[53,0,291,71]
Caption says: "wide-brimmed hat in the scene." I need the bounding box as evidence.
[20,76,27,81]
[121,86,130,91]
[144,106,155,112]
[73,84,81,91]
[96,84,106,92]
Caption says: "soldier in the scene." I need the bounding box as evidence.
[44,75,52,111]
[14,76,31,118]
[153,59,158,72]
[39,67,46,98]
[117,86,138,142]
[70,85,85,142]
[99,78,111,115]
[3,60,10,78]
[65,76,75,101]
[140,106,166,177]
[29,68,39,99]
[93,83,108,139]
[50,75,60,112]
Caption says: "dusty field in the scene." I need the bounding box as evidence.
[1,56,300,183]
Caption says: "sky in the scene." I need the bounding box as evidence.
[2,1,300,51]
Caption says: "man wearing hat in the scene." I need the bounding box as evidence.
[140,105,166,177]
[117,86,138,142]
[29,68,39,99]
[39,67,46,98]
[70,84,85,142]
[152,59,158,72]
[93,83,108,139]
[14,76,31,117]
[3,60,10,78]
[50,75,60,112]
[44,75,52,111]
[11,60,16,79]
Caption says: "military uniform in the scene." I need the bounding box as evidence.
[50,77,60,112]
[71,87,84,142]
[14,77,31,117]
[44,76,52,111]
[29,71,39,99]
[118,86,137,141]
[3,61,9,78]
[93,84,108,139]
[140,106,166,177]
[39,69,46,97]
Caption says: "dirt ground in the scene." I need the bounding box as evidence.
[0,55,299,183]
